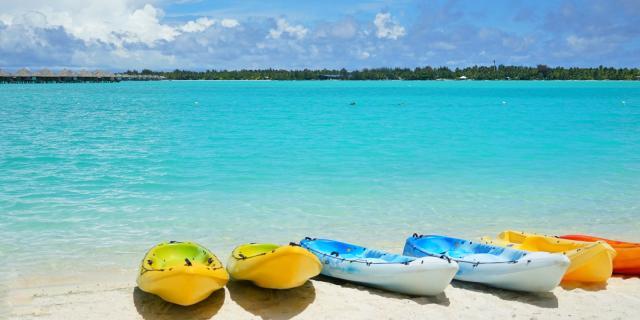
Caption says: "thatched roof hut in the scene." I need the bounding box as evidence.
[92,70,115,77]
[77,70,93,77]
[35,68,55,77]
[15,68,32,77]
[57,69,76,77]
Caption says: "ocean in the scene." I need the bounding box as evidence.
[1,80,639,278]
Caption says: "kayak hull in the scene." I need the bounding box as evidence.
[137,241,229,306]
[482,230,616,283]
[560,235,640,275]
[404,235,570,292]
[301,238,458,296]
[138,265,228,306]
[227,243,322,289]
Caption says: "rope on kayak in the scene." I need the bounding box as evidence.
[302,243,413,266]
[234,251,268,260]
[231,243,304,260]
[409,234,519,265]
[140,261,225,274]
[139,242,225,274]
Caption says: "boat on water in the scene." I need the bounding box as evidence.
[300,237,458,296]
[137,241,229,306]
[404,234,570,292]
[227,243,322,289]
[560,234,640,275]
[482,230,616,282]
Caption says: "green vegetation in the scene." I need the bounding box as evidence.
[124,65,640,80]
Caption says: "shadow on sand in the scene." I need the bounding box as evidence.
[133,287,225,320]
[450,280,558,308]
[560,280,608,292]
[614,274,640,280]
[313,274,451,306]
[226,280,316,320]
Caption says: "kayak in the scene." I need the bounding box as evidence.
[137,241,229,306]
[404,234,570,292]
[560,234,640,275]
[482,230,616,282]
[227,243,321,289]
[300,237,458,296]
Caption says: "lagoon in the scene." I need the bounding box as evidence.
[1,80,639,279]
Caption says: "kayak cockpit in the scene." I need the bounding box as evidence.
[143,241,222,270]
[302,238,414,264]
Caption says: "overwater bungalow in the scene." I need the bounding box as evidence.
[0,68,166,83]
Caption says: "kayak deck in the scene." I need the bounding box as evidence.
[137,241,228,306]
[482,230,616,282]
[560,234,640,275]
[405,234,570,292]
[227,243,321,289]
[301,238,458,296]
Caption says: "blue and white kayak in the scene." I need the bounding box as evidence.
[403,234,570,292]
[300,237,458,296]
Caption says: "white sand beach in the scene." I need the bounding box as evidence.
[5,270,639,320]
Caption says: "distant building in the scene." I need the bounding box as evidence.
[458,75,468,80]
[0,68,164,83]
[319,74,342,80]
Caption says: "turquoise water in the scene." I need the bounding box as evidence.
[1,81,639,278]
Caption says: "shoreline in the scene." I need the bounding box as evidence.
[5,269,639,319]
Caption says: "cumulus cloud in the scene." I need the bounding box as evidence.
[373,13,406,40]
[181,17,215,33]
[0,1,231,47]
[118,4,179,46]
[220,19,239,28]
[0,21,84,68]
[268,18,308,40]
[0,0,638,70]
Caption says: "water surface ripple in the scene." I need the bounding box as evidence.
[1,81,639,277]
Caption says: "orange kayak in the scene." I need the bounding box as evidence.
[560,235,640,275]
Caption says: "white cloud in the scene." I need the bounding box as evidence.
[181,17,215,33]
[0,1,231,47]
[220,18,239,28]
[268,18,308,40]
[119,4,179,45]
[373,13,405,40]
[358,51,370,59]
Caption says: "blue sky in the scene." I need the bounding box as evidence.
[0,0,638,70]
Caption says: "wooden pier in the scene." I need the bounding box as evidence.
[0,68,165,83]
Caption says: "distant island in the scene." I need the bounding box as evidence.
[2,65,639,83]
[129,65,640,81]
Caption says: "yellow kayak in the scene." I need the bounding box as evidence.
[137,241,229,306]
[227,243,321,289]
[481,231,616,283]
